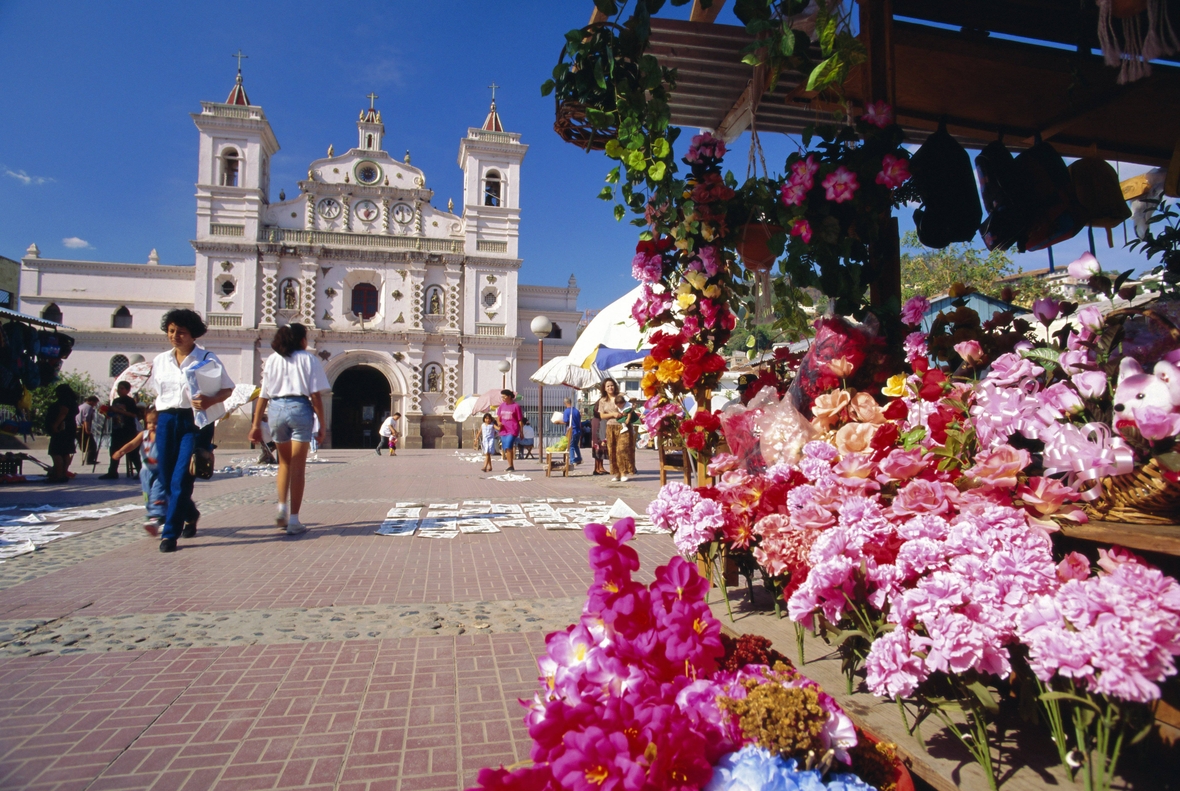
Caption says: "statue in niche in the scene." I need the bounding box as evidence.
[427,368,440,392]
[282,280,298,310]
[428,290,442,315]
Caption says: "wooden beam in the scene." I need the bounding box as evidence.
[589,6,607,24]
[716,64,767,141]
[689,0,727,23]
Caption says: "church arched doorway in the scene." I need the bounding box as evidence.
[330,365,392,449]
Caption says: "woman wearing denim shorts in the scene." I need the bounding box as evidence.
[249,323,330,535]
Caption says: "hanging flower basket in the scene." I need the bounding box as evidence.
[554,100,616,152]
[735,221,783,271]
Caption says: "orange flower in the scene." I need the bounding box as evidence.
[828,357,855,378]
[642,371,660,397]
[643,355,659,371]
[834,422,877,456]
[656,359,686,384]
[849,392,885,424]
[811,389,851,430]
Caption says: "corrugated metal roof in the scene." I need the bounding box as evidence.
[0,306,74,330]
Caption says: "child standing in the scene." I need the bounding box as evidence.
[613,394,639,482]
[113,407,164,535]
[480,413,497,472]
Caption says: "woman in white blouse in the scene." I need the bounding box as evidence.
[147,309,235,553]
[249,323,329,535]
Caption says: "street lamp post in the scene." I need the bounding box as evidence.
[530,316,552,452]
[498,359,511,389]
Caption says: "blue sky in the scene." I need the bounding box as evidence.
[0,1,1158,313]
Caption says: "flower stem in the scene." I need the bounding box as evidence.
[794,621,806,665]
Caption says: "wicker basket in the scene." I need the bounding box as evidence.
[553,101,616,152]
[1083,459,1180,525]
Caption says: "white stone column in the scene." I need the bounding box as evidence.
[260,253,280,326]
[300,252,319,326]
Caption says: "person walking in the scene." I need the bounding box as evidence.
[76,395,99,466]
[595,378,626,481]
[46,384,78,483]
[112,407,165,535]
[562,397,583,466]
[480,413,498,472]
[249,323,329,536]
[147,308,235,553]
[495,390,523,472]
[376,412,401,456]
[99,381,140,480]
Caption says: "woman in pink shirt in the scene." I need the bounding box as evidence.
[495,389,524,472]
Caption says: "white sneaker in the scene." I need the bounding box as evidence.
[611,476,620,482]
[286,516,307,535]
[620,476,629,482]
[275,503,288,527]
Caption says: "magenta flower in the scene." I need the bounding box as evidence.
[900,296,930,326]
[1076,304,1104,333]
[875,154,911,189]
[780,181,808,207]
[1134,405,1180,441]
[788,154,819,189]
[822,166,860,203]
[862,100,894,128]
[790,218,813,244]
[631,251,663,284]
[551,727,644,791]
[904,331,929,366]
[1032,297,1061,324]
[1067,251,1101,280]
[953,339,984,366]
[1072,370,1107,399]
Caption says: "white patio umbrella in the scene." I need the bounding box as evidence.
[566,285,655,369]
[109,361,153,402]
[529,356,607,390]
[451,393,481,423]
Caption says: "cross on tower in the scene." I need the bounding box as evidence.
[366,92,378,110]
[232,50,248,75]
[488,82,499,102]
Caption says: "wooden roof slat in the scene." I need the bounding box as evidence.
[689,0,728,24]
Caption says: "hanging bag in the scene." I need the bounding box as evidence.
[908,120,983,248]
[1016,136,1085,251]
[976,139,1035,251]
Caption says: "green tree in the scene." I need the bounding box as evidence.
[900,231,1016,302]
[30,371,100,434]
[725,321,780,360]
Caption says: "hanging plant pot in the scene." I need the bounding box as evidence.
[554,100,617,152]
[735,222,783,271]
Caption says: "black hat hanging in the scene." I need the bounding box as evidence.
[1017,135,1085,252]
[976,138,1035,252]
[908,120,983,249]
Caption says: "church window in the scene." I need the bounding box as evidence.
[425,287,444,315]
[483,170,501,207]
[549,322,562,339]
[219,279,236,297]
[351,282,378,319]
[483,291,497,309]
[109,354,129,378]
[366,134,373,148]
[41,303,62,324]
[221,147,240,187]
[280,279,299,311]
[111,306,132,329]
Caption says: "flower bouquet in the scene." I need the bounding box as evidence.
[467,518,912,791]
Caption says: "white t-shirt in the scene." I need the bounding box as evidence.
[260,350,330,400]
[148,347,235,411]
[378,416,396,437]
[522,425,535,440]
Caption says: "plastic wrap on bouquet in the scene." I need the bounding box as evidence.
[754,387,817,466]
[719,388,770,470]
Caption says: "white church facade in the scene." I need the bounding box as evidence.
[19,72,581,448]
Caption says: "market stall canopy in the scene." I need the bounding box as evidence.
[0,306,74,330]
[451,389,505,423]
[644,2,1180,166]
[567,286,657,369]
[530,356,609,390]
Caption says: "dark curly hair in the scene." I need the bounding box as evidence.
[160,308,207,339]
[271,323,307,357]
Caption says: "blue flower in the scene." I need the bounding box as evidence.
[707,748,879,791]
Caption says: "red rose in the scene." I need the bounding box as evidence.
[883,399,908,420]
[927,406,955,444]
[870,421,899,451]
[918,370,947,402]
[682,364,703,390]
[651,331,683,363]
[912,356,929,374]
[702,352,727,373]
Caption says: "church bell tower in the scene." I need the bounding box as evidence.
[457,88,528,259]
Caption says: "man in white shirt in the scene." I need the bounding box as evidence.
[147,309,234,553]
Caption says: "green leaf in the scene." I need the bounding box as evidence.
[604,139,624,159]
[1021,346,1060,374]
[1038,691,1104,713]
[540,79,555,97]
[806,57,839,92]
[593,0,619,16]
[605,166,621,184]
[901,427,926,450]
[597,186,614,201]
[614,204,626,222]
[819,17,837,56]
[741,53,763,66]
[625,150,648,171]
[593,60,608,92]
[1157,451,1180,472]
[779,28,797,57]
[967,681,1000,715]
[651,138,670,158]
[648,161,667,181]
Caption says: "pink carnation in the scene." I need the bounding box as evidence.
[901,296,929,326]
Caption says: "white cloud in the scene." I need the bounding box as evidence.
[62,237,93,249]
[4,168,53,186]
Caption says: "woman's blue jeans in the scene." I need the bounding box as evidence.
[155,409,211,540]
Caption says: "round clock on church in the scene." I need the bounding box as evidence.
[392,203,414,224]
[355,161,381,185]
[317,198,342,219]
[354,200,379,223]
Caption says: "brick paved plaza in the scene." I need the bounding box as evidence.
[0,450,672,790]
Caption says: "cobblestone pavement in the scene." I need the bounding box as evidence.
[0,449,672,790]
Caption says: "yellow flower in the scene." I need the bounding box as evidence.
[642,371,660,396]
[675,282,698,309]
[656,359,685,384]
[882,374,907,398]
[643,355,659,371]
[703,284,721,299]
[700,224,716,241]
[685,271,708,291]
